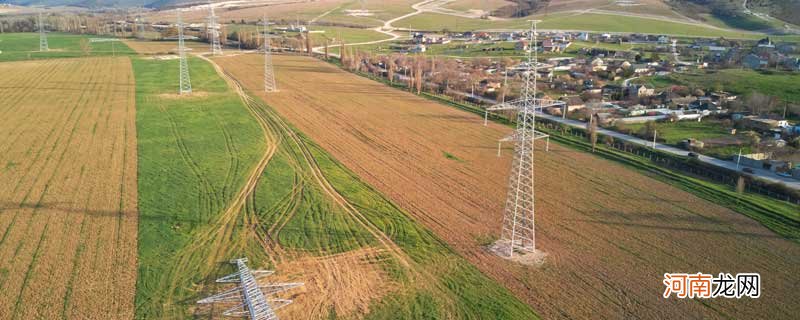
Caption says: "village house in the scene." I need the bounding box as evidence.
[743,54,768,69]
[627,84,655,98]
[746,118,790,131]
[591,58,607,71]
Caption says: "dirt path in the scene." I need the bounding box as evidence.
[168,53,433,319]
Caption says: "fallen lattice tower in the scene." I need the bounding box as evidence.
[198,258,302,320]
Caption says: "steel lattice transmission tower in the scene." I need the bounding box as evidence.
[207,1,223,55]
[198,258,303,320]
[177,11,192,95]
[261,17,277,92]
[485,21,564,259]
[135,9,146,40]
[38,12,48,52]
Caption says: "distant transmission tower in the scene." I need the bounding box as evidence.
[198,258,302,320]
[207,1,223,55]
[262,16,277,92]
[135,9,146,40]
[484,20,564,259]
[177,11,192,95]
[38,12,48,51]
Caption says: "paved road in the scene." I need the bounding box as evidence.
[446,89,800,190]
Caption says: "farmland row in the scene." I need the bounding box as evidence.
[0,57,137,319]
[216,54,800,319]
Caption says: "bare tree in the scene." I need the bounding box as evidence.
[746,92,776,115]
[587,113,598,152]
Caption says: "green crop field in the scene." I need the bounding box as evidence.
[133,56,268,318]
[0,32,135,62]
[133,55,538,319]
[307,26,391,44]
[395,12,769,39]
[624,120,733,145]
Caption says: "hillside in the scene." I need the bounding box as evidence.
[748,0,800,26]
[4,0,153,8]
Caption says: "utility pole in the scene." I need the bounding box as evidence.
[653,130,657,149]
[736,148,742,169]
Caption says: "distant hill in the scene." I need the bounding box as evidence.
[670,0,799,30]
[748,0,800,26]
[2,0,188,8]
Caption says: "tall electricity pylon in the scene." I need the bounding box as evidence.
[38,12,48,51]
[208,1,223,55]
[262,16,277,92]
[135,9,146,40]
[177,11,192,95]
[198,258,302,320]
[485,20,564,259]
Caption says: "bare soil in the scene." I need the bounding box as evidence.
[215,54,800,319]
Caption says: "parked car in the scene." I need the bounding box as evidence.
[688,152,699,158]
[742,168,754,174]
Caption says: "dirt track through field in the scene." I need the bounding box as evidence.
[216,54,800,319]
[175,55,413,319]
[0,57,138,319]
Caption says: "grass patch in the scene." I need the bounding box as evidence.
[134,56,266,318]
[0,32,135,62]
[443,151,464,162]
[639,69,800,102]
[395,12,767,39]
[624,120,733,145]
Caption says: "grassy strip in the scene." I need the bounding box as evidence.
[134,56,267,318]
[336,61,800,242]
[135,55,538,319]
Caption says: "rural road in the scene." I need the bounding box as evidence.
[534,112,800,190]
[311,0,439,56]
[446,88,800,190]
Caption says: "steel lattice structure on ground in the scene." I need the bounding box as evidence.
[208,1,223,55]
[177,11,192,95]
[485,21,565,258]
[261,17,277,92]
[38,12,48,52]
[198,258,302,320]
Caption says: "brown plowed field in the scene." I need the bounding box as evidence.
[216,54,800,319]
[0,57,138,319]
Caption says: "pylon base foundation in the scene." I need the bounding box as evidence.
[487,240,547,266]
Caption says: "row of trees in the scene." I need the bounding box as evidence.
[0,14,126,35]
[340,49,532,102]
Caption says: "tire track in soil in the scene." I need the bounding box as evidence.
[167,54,449,319]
